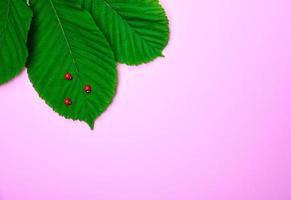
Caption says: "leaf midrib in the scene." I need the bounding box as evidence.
[48,0,78,74]
[48,0,90,118]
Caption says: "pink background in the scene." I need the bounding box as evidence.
[1,0,291,199]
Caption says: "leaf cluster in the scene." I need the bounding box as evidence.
[0,0,169,129]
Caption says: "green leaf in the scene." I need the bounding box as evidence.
[80,0,169,65]
[27,0,117,129]
[0,0,32,84]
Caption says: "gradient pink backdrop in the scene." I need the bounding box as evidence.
[1,0,291,199]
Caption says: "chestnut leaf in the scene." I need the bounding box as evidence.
[0,0,32,84]
[27,0,117,129]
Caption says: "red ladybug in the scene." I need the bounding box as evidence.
[64,98,72,106]
[64,73,72,80]
[84,85,91,93]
